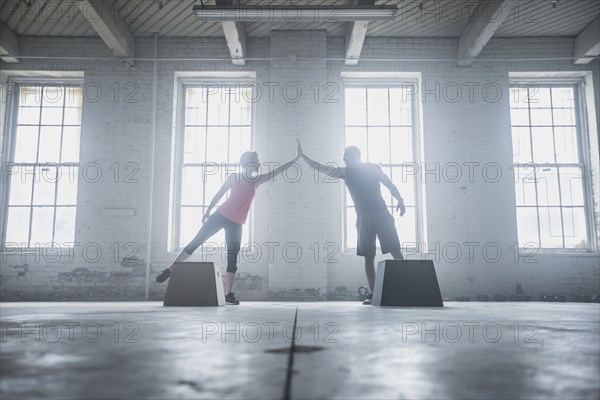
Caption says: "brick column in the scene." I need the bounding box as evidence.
[266,30,329,300]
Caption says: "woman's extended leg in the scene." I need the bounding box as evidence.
[156,213,225,282]
[171,248,192,265]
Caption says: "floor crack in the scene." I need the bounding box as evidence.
[283,306,299,400]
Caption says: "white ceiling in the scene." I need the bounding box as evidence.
[1,0,598,38]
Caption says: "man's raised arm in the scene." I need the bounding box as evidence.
[298,140,345,179]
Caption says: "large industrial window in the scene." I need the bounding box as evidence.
[510,83,593,250]
[175,84,253,249]
[2,84,82,248]
[343,85,422,250]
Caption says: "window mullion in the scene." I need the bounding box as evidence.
[549,88,566,248]
[51,87,68,245]
[28,85,45,248]
[526,87,542,248]
[387,89,393,207]
[203,89,209,210]
[365,89,369,162]
[227,88,232,166]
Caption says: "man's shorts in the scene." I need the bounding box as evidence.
[355,210,401,257]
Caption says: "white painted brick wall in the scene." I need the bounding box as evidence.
[0,35,598,301]
[266,30,329,299]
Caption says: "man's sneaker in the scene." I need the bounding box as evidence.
[362,293,373,305]
[225,292,240,305]
[156,268,171,283]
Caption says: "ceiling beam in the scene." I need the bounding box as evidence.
[345,21,369,66]
[77,0,135,65]
[221,21,246,66]
[0,21,20,63]
[457,0,516,67]
[573,15,600,65]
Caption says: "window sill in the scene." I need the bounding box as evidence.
[341,249,599,256]
[520,251,599,256]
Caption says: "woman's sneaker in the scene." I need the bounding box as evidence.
[156,269,171,283]
[362,293,373,305]
[225,292,240,305]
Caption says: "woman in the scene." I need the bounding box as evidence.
[156,146,300,305]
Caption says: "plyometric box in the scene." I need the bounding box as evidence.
[372,260,444,307]
[163,262,225,306]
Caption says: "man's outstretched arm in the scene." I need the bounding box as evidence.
[375,165,406,216]
[298,140,345,179]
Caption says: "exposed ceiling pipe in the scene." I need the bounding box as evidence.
[192,5,399,22]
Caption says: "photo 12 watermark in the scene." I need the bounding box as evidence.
[400,320,541,344]
[201,321,339,344]
[1,321,140,344]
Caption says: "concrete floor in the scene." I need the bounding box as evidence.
[0,302,598,400]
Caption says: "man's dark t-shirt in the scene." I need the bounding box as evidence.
[344,163,387,215]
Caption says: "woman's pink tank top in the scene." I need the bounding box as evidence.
[217,176,257,224]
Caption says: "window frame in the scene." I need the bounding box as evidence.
[341,80,425,252]
[171,78,255,252]
[510,79,598,253]
[1,79,83,251]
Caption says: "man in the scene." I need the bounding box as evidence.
[298,141,405,305]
